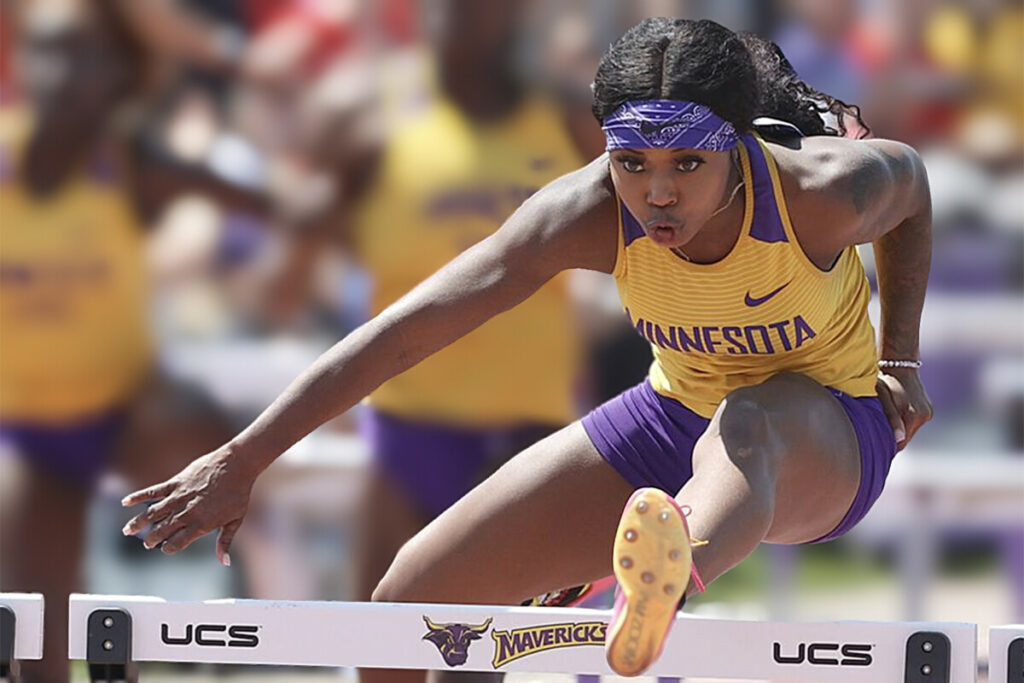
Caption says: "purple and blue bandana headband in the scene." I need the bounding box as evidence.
[602,99,739,152]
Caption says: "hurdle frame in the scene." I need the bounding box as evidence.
[69,593,976,682]
[0,593,44,682]
[989,625,1024,683]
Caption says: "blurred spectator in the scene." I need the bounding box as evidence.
[773,0,867,107]
[921,0,1023,168]
[229,0,615,657]
[0,3,250,680]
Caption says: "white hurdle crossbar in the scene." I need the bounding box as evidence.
[69,593,976,682]
[989,625,1024,683]
[0,593,44,680]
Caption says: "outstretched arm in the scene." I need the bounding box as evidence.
[121,158,618,562]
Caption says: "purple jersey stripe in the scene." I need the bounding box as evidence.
[743,135,789,244]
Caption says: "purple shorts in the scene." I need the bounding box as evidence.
[581,380,897,543]
[0,411,125,486]
[361,409,558,519]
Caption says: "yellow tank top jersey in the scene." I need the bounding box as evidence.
[0,106,153,423]
[613,134,878,418]
[353,96,583,426]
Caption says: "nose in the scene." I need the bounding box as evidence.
[646,177,677,208]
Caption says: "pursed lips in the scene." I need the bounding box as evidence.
[644,217,684,244]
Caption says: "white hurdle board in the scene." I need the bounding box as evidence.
[69,594,976,681]
[0,592,45,679]
[989,625,1024,683]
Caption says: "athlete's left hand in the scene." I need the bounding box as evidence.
[876,367,933,450]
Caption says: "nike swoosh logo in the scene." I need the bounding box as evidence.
[744,282,791,307]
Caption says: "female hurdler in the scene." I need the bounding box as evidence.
[123,18,933,676]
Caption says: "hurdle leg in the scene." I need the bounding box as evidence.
[85,609,136,683]
[989,625,1024,683]
[1,605,18,682]
[1,594,44,683]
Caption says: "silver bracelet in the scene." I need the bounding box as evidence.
[878,359,922,369]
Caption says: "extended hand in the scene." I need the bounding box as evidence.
[121,447,256,566]
[875,367,934,451]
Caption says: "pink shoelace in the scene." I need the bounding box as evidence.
[676,503,707,593]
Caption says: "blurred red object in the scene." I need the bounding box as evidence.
[245,0,353,78]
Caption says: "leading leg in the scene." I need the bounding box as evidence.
[606,373,864,674]
[682,373,862,588]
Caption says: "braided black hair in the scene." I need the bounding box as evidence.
[592,18,870,138]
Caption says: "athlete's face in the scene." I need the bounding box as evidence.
[609,147,736,249]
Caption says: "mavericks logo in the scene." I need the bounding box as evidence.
[422,616,492,667]
[491,621,607,668]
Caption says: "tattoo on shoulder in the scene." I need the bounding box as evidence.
[847,147,908,215]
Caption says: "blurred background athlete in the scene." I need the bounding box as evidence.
[241,3,605,680]
[0,2,267,679]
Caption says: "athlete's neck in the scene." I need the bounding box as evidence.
[674,152,746,264]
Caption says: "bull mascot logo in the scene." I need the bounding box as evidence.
[422,616,493,667]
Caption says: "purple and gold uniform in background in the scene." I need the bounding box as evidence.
[351,87,584,514]
[0,105,152,481]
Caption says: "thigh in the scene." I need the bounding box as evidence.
[712,373,863,544]
[373,421,634,605]
[355,464,432,600]
[113,372,234,488]
[0,454,90,585]
[1,455,90,682]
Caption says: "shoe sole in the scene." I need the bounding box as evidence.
[605,488,692,676]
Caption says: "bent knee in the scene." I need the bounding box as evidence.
[701,390,784,481]
[716,373,824,448]
[370,577,397,603]
[371,566,417,603]
[370,539,450,604]
[371,548,418,603]
[715,392,774,455]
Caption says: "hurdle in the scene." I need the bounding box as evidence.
[989,625,1024,683]
[69,594,976,681]
[0,593,44,682]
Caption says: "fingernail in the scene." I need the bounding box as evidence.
[122,526,132,536]
[895,427,906,441]
[222,553,231,567]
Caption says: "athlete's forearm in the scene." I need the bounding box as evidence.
[871,206,931,360]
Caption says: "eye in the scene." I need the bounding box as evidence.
[616,158,644,173]
[676,158,705,173]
